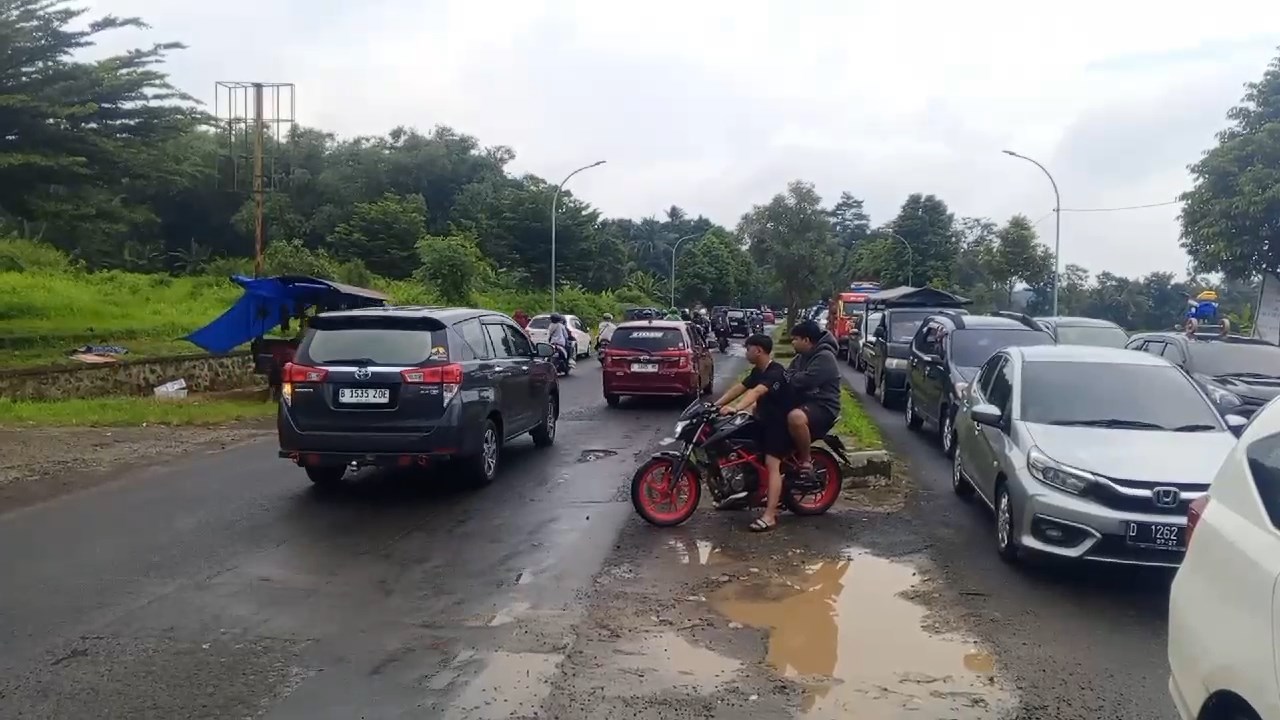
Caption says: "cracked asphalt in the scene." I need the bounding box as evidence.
[0,340,1178,719]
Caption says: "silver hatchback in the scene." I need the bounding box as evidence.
[951,345,1245,567]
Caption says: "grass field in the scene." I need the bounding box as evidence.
[836,386,883,450]
[0,396,277,427]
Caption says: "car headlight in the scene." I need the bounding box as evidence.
[884,358,908,370]
[1027,447,1098,495]
[1203,383,1242,409]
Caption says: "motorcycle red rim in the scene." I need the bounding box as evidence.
[636,459,699,523]
[789,451,842,510]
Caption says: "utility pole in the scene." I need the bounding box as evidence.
[1003,150,1062,315]
[669,232,701,308]
[550,160,606,311]
[252,83,265,277]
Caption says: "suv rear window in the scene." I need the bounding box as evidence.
[1246,432,1280,530]
[728,311,744,319]
[298,315,448,366]
[888,310,932,343]
[611,327,687,352]
[950,329,1053,367]
[528,316,551,329]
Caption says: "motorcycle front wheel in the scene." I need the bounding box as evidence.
[782,448,843,516]
[631,456,702,527]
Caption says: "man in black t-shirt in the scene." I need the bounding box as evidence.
[713,333,792,532]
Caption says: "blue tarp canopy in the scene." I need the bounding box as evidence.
[185,275,389,354]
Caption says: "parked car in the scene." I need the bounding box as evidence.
[762,310,775,324]
[602,320,715,407]
[951,344,1244,566]
[905,311,1054,457]
[862,286,971,408]
[277,307,560,487]
[1125,331,1280,418]
[854,310,884,372]
[725,309,751,338]
[526,313,591,359]
[1168,396,1280,720]
[1035,316,1129,347]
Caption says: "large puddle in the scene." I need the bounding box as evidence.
[710,549,1011,718]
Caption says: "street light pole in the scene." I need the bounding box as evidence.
[1002,149,1061,316]
[881,229,913,286]
[550,160,606,312]
[669,232,701,309]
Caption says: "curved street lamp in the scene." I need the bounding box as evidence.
[669,232,701,309]
[1002,149,1061,316]
[550,160,606,311]
[880,229,914,286]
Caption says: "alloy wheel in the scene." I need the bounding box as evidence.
[942,412,954,455]
[482,427,499,478]
[997,490,1012,550]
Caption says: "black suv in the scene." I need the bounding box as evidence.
[904,311,1054,456]
[864,306,965,407]
[1124,331,1280,418]
[726,309,751,337]
[277,307,560,487]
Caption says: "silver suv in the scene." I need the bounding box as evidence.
[951,344,1245,567]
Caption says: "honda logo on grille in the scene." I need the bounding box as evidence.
[353,367,372,380]
[1152,486,1181,507]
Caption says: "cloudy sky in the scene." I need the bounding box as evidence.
[87,0,1279,278]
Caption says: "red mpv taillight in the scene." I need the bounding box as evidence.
[400,363,463,384]
[284,362,328,383]
[1186,495,1210,547]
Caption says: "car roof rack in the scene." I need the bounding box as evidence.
[994,310,1044,331]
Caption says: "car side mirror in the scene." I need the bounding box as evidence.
[535,342,555,358]
[1225,413,1248,436]
[874,326,886,340]
[971,403,1004,429]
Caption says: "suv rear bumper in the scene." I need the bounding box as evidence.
[277,402,477,466]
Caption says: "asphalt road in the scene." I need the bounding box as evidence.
[838,362,1176,720]
[0,350,749,720]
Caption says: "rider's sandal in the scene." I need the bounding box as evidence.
[748,517,776,532]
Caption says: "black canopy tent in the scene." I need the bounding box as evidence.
[866,286,971,310]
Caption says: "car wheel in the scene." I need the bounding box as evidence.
[994,482,1019,563]
[305,465,345,487]
[531,394,557,447]
[864,371,875,396]
[951,451,974,500]
[940,406,957,458]
[875,373,890,407]
[904,389,923,430]
[605,393,621,408]
[465,420,501,486]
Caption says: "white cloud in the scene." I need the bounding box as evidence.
[84,0,1280,277]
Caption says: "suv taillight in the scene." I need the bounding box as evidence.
[677,351,692,370]
[284,362,328,383]
[1186,495,1210,547]
[401,363,463,385]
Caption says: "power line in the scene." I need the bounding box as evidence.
[1057,200,1181,213]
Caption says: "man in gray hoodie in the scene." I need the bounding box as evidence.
[785,320,843,480]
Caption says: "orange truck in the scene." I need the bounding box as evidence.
[829,282,881,360]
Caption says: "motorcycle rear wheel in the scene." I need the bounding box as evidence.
[631,456,702,527]
[782,448,843,516]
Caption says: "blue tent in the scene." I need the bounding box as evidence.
[185,275,389,354]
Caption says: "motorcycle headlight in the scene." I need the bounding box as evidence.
[674,420,690,437]
[1027,447,1098,495]
[1203,383,1242,409]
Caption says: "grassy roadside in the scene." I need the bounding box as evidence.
[835,386,883,450]
[0,396,276,427]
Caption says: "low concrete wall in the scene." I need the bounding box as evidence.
[0,352,258,401]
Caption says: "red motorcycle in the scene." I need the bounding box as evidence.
[630,400,850,526]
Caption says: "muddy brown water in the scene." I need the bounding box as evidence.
[709,548,1013,718]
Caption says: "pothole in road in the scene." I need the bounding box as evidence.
[666,537,734,567]
[709,548,1013,718]
[577,449,618,463]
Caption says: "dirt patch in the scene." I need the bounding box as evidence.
[840,462,911,513]
[0,423,270,512]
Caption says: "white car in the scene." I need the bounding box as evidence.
[1168,397,1280,720]
[525,314,591,359]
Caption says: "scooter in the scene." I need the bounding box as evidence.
[552,344,571,376]
[716,333,729,353]
[596,338,609,363]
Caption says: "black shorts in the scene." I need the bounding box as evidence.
[799,402,837,440]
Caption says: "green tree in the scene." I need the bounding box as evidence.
[739,180,838,322]
[326,193,427,279]
[989,214,1050,308]
[415,233,491,304]
[827,191,872,291]
[885,194,957,287]
[1180,51,1280,279]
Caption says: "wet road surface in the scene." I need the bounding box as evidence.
[837,363,1176,720]
[0,351,748,719]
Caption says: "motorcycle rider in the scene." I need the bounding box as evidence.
[785,320,842,483]
[547,313,571,369]
[665,307,682,320]
[713,333,790,531]
[596,313,617,349]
